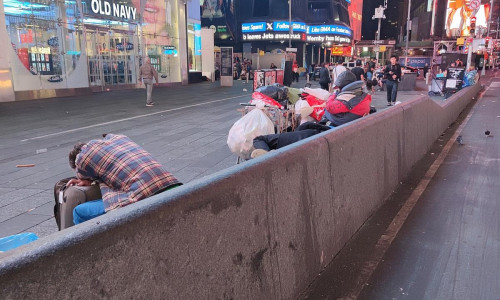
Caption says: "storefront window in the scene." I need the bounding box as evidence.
[188,22,201,71]
[139,0,180,82]
[4,0,83,80]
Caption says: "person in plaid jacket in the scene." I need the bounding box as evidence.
[67,134,182,224]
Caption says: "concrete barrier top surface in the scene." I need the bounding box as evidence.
[0,83,481,299]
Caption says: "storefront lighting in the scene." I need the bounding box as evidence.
[363,47,368,52]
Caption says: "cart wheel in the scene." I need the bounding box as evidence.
[428,91,434,97]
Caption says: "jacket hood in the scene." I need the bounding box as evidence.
[334,70,357,89]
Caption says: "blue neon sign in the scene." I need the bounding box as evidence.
[307,25,352,37]
[241,22,266,33]
[273,21,307,32]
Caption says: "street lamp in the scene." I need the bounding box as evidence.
[483,0,494,76]
[404,0,412,67]
[288,0,292,48]
[372,2,386,64]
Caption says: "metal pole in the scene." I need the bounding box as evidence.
[484,0,494,75]
[405,0,412,67]
[288,0,292,48]
[376,17,382,62]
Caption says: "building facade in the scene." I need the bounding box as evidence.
[0,0,197,101]
[201,0,357,67]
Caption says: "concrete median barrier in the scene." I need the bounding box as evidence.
[0,84,481,299]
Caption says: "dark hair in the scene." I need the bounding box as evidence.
[390,55,398,59]
[356,60,362,66]
[69,142,86,169]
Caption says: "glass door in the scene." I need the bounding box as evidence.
[85,28,138,87]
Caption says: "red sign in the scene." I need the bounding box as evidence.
[348,0,363,41]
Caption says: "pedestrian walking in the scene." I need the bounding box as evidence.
[423,63,429,80]
[139,57,159,107]
[319,62,331,91]
[384,55,402,106]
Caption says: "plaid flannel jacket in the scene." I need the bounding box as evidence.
[76,134,181,212]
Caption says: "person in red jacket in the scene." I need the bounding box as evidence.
[323,70,372,127]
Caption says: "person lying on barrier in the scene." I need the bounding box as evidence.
[67,134,182,224]
[251,122,332,158]
[322,70,372,127]
[250,70,372,159]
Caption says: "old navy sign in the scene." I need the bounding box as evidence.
[90,0,137,20]
[307,25,352,37]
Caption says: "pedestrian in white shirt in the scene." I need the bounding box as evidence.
[332,61,347,87]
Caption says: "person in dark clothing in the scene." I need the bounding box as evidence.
[350,61,365,81]
[423,63,429,80]
[319,62,331,90]
[384,55,402,106]
[251,122,332,156]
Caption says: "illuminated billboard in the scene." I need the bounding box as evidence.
[348,0,363,41]
[445,0,490,37]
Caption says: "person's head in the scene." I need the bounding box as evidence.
[355,60,362,67]
[69,142,86,169]
[390,55,397,65]
[451,62,456,67]
[337,61,343,65]
[323,62,329,67]
[372,57,377,61]
[145,57,151,64]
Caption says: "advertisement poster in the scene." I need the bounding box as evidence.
[445,0,490,37]
[200,0,237,41]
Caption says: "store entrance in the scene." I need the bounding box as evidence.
[85,28,138,88]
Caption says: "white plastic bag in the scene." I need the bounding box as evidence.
[227,108,275,158]
[294,99,315,124]
[303,87,331,101]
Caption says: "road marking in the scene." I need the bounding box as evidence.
[349,86,487,299]
[20,94,249,142]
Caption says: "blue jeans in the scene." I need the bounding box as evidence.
[367,72,373,80]
[73,199,105,225]
[386,80,399,103]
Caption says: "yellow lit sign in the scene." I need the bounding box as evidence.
[30,47,51,54]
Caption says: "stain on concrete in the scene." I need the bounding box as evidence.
[232,253,243,265]
[251,248,268,273]
[289,241,297,251]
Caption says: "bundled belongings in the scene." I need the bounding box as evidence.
[249,92,283,108]
[304,94,326,121]
[322,70,372,127]
[228,108,275,159]
[303,87,331,101]
[255,83,289,106]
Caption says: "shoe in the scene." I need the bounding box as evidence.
[251,149,268,159]
[146,103,154,107]
[392,102,396,106]
[387,103,392,106]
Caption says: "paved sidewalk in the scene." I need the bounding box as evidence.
[0,77,434,239]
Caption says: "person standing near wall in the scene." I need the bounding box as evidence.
[139,57,159,107]
[384,55,402,106]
